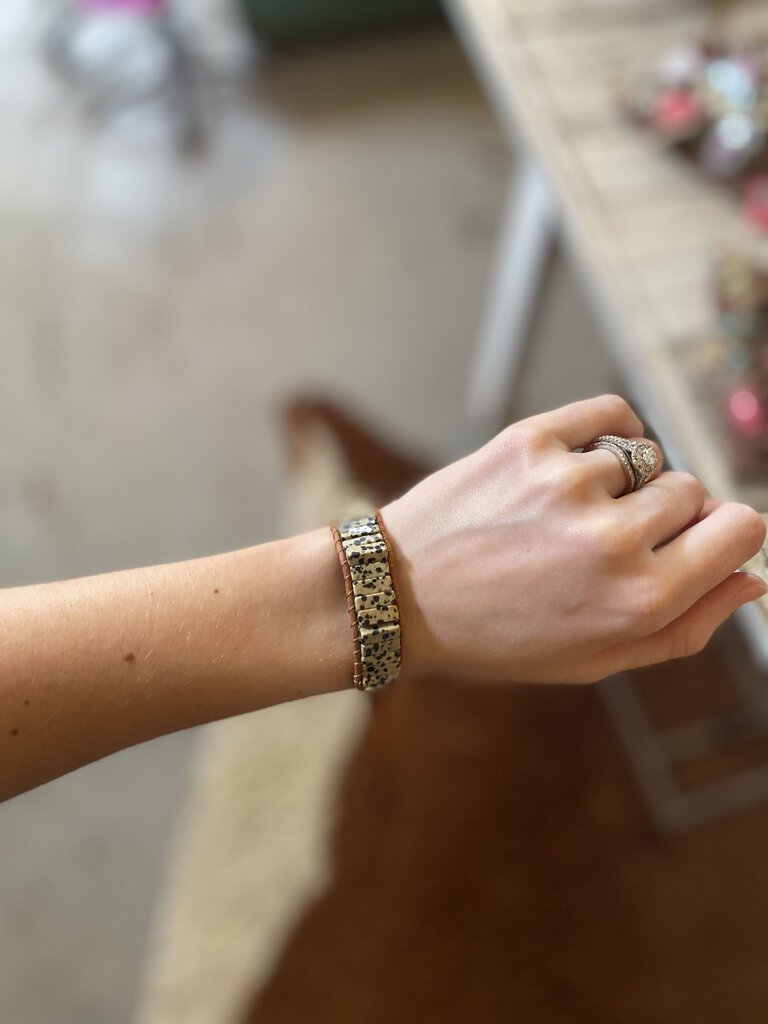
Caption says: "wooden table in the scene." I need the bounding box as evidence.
[450,0,768,828]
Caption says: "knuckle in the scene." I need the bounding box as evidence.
[487,424,522,464]
[598,393,633,419]
[592,393,643,438]
[596,393,640,430]
[738,505,767,549]
[497,421,518,444]
[668,472,706,508]
[557,462,590,497]
[713,502,768,557]
[490,423,516,453]
[514,419,554,456]
[495,421,533,452]
[520,421,550,452]
[493,422,541,468]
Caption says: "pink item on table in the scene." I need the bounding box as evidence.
[652,88,704,139]
[80,0,165,11]
[744,175,768,232]
[728,387,768,436]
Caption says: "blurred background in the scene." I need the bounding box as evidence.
[0,2,514,1020]
[7,0,768,1019]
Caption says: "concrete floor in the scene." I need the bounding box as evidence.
[0,6,617,1023]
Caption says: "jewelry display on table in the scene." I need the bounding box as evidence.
[622,38,768,232]
[665,250,768,488]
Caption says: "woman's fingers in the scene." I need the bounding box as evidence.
[652,501,766,625]
[695,497,724,520]
[582,570,767,680]
[527,394,644,450]
[617,470,707,545]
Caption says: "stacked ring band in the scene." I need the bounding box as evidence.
[588,435,658,495]
[330,513,402,691]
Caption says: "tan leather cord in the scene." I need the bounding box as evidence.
[329,524,364,689]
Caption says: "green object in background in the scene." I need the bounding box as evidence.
[239,0,443,45]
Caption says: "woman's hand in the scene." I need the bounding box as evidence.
[380,395,767,684]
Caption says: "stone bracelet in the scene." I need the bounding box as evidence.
[330,512,402,691]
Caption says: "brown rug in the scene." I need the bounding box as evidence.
[243,400,768,1024]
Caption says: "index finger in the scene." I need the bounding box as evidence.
[526,394,644,450]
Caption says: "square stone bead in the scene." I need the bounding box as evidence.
[362,628,396,655]
[354,592,399,630]
[360,620,400,641]
[340,516,378,540]
[360,641,401,687]
[343,535,387,568]
[360,624,400,666]
[351,566,393,599]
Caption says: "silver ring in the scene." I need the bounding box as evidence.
[588,435,658,494]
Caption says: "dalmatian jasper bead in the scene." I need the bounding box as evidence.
[360,621,400,648]
[354,590,399,631]
[350,566,392,599]
[342,535,387,568]
[360,638,401,687]
[339,516,378,539]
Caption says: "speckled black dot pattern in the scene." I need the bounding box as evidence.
[339,515,401,690]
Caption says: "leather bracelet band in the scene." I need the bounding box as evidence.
[330,512,402,691]
[330,524,363,688]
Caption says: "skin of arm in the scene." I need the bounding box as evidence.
[2,394,767,802]
[0,527,353,802]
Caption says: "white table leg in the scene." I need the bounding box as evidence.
[466,158,556,442]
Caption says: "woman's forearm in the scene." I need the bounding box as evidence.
[3,396,767,803]
[0,527,353,801]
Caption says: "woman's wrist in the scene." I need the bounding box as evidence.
[375,499,438,680]
[279,527,358,697]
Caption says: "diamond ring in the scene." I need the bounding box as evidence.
[587,435,659,495]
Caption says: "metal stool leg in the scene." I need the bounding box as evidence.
[466,157,556,444]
